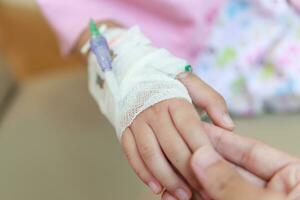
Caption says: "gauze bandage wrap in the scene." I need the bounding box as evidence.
[85,26,192,140]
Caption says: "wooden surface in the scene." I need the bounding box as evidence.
[0,3,83,80]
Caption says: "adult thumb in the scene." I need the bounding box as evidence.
[191,146,285,200]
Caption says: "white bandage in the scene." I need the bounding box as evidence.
[83,26,192,140]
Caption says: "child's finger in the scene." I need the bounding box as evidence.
[162,191,207,200]
[130,120,192,200]
[161,191,178,200]
[169,100,211,152]
[147,104,201,191]
[121,129,162,194]
[178,72,235,131]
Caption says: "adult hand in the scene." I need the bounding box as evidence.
[190,124,300,200]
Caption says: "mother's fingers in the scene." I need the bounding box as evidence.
[288,182,300,200]
[191,146,286,200]
[203,123,298,180]
[178,73,235,131]
[168,100,265,191]
[269,162,300,195]
[228,162,266,188]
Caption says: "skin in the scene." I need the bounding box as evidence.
[76,20,299,200]
[76,22,235,200]
[73,2,300,198]
[184,124,300,200]
[122,73,235,200]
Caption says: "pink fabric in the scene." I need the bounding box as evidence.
[290,0,300,11]
[37,0,300,62]
[37,0,225,62]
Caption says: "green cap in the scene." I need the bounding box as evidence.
[89,19,101,38]
[185,65,192,72]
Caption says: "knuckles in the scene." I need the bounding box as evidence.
[134,98,190,125]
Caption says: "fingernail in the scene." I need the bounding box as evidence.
[165,193,177,200]
[148,181,161,194]
[177,72,190,80]
[175,188,190,200]
[193,146,221,170]
[222,113,235,129]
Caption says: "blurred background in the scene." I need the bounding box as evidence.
[0,0,299,200]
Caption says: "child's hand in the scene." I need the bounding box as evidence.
[84,25,234,199]
[121,73,235,200]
